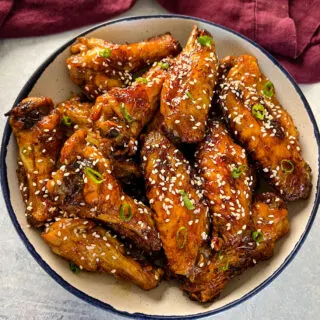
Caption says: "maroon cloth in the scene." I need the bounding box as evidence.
[158,0,320,83]
[0,0,319,83]
[0,0,135,37]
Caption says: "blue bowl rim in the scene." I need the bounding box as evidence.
[1,14,319,320]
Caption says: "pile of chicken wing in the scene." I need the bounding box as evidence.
[8,25,312,303]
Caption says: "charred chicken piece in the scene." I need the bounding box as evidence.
[161,25,219,143]
[91,58,173,158]
[9,97,64,226]
[46,129,161,252]
[67,34,181,99]
[218,54,311,201]
[141,131,209,277]
[42,218,162,290]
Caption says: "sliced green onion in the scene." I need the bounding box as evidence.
[120,203,133,222]
[158,61,169,70]
[69,261,81,273]
[86,133,100,146]
[61,115,72,126]
[197,35,213,47]
[185,91,194,101]
[22,145,34,156]
[179,190,195,210]
[99,48,112,58]
[120,102,133,123]
[252,104,265,120]
[231,164,247,179]
[84,167,104,184]
[218,251,229,271]
[176,226,188,249]
[263,81,274,97]
[252,231,263,243]
[135,77,148,84]
[281,159,294,174]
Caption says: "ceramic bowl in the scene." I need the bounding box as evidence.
[1,15,319,319]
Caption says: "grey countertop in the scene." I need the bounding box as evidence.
[1,0,319,319]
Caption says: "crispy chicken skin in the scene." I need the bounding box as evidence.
[182,192,289,302]
[218,55,312,201]
[46,129,161,252]
[141,131,209,276]
[57,95,93,130]
[67,34,181,99]
[42,218,162,290]
[160,26,219,143]
[196,120,255,250]
[9,97,64,227]
[91,58,173,158]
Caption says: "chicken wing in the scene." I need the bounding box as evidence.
[67,34,181,99]
[218,55,312,201]
[42,218,162,290]
[196,120,255,250]
[8,97,64,227]
[141,131,209,277]
[57,94,93,131]
[160,26,219,143]
[46,129,161,252]
[91,58,173,158]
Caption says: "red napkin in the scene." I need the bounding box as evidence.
[0,0,319,83]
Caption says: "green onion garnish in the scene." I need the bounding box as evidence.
[84,167,104,184]
[86,133,100,146]
[185,91,194,101]
[99,48,112,58]
[61,115,72,126]
[281,159,294,174]
[179,190,195,210]
[197,35,213,47]
[231,164,247,179]
[22,145,33,156]
[158,61,169,70]
[120,203,132,222]
[69,261,81,273]
[252,231,263,243]
[135,77,148,84]
[252,104,265,120]
[176,226,188,249]
[263,81,274,97]
[120,102,133,123]
[218,251,229,271]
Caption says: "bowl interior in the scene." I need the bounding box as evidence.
[3,16,319,318]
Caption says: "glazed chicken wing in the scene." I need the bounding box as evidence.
[218,55,312,201]
[67,34,181,99]
[160,26,219,143]
[46,129,161,252]
[182,121,289,302]
[57,95,93,130]
[141,131,209,277]
[91,58,173,157]
[196,120,255,250]
[42,218,162,290]
[9,97,64,227]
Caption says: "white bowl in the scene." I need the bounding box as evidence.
[1,15,319,319]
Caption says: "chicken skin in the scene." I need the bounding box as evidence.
[91,58,173,158]
[9,97,64,227]
[42,218,162,290]
[218,55,312,201]
[67,34,181,99]
[141,131,209,277]
[160,26,219,143]
[46,129,161,252]
[195,120,255,250]
[182,120,289,302]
